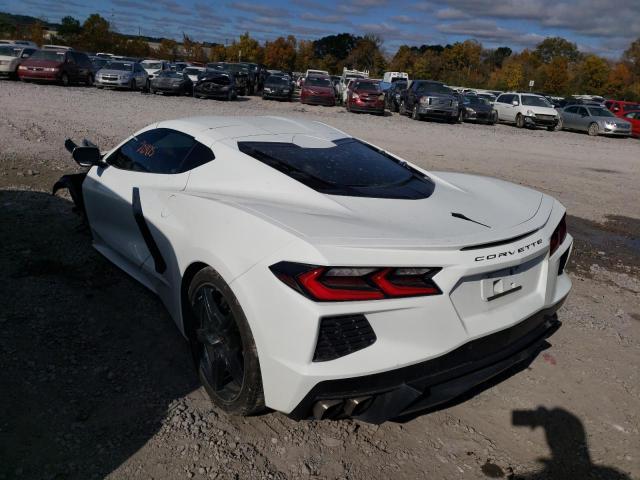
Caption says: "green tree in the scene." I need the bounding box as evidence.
[80,14,112,52]
[576,54,610,94]
[344,33,386,76]
[622,37,640,76]
[58,16,81,44]
[264,36,297,71]
[534,37,580,64]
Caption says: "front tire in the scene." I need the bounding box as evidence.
[555,118,563,131]
[458,109,465,123]
[516,113,524,128]
[130,79,136,91]
[85,74,94,86]
[61,73,70,86]
[188,267,264,416]
[588,122,599,136]
[399,100,407,116]
[412,104,421,120]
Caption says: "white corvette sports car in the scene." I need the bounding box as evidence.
[55,116,572,423]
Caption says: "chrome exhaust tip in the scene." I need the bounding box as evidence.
[312,399,343,420]
[343,396,372,416]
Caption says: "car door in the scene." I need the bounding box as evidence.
[575,107,590,131]
[82,128,200,272]
[624,112,640,136]
[561,106,577,129]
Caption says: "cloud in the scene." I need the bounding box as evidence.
[437,20,546,47]
[435,8,468,20]
[226,1,290,17]
[390,15,420,25]
[299,13,351,25]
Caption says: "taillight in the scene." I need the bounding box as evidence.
[549,214,567,256]
[270,262,441,302]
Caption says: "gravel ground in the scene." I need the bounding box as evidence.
[1,81,639,480]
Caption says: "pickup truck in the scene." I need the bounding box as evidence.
[399,80,458,122]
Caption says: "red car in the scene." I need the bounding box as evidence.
[346,79,385,115]
[605,100,640,116]
[18,49,94,86]
[620,110,640,137]
[300,75,335,106]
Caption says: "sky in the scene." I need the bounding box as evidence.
[4,0,640,58]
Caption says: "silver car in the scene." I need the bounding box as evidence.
[95,61,148,90]
[558,105,631,137]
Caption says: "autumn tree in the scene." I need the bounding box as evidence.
[606,62,633,98]
[295,40,315,71]
[388,45,417,74]
[28,21,45,46]
[623,38,640,76]
[227,32,263,63]
[157,38,179,60]
[80,14,112,52]
[208,44,226,62]
[492,60,524,91]
[264,36,297,71]
[576,54,610,94]
[542,57,569,95]
[534,37,581,64]
[344,34,386,76]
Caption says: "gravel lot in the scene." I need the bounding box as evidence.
[1,81,639,480]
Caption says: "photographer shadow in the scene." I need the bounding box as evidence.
[511,407,630,480]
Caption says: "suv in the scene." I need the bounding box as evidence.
[494,93,559,130]
[385,80,408,112]
[18,49,94,86]
[399,80,458,122]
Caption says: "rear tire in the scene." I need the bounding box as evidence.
[555,118,563,131]
[130,79,136,91]
[516,113,524,128]
[61,73,70,86]
[85,74,94,86]
[412,104,421,121]
[188,267,264,416]
[588,122,599,136]
[399,100,407,116]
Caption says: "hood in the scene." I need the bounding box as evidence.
[22,58,62,68]
[525,106,557,115]
[199,171,551,249]
[0,54,20,62]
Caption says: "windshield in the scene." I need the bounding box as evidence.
[415,82,452,95]
[266,76,289,85]
[238,139,434,199]
[587,107,615,117]
[158,71,183,79]
[0,46,21,57]
[142,62,162,70]
[521,95,552,107]
[354,81,380,92]
[464,96,489,106]
[306,77,331,87]
[202,74,230,85]
[30,50,65,62]
[184,68,203,75]
[623,104,640,111]
[105,62,133,71]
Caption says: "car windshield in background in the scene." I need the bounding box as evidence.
[355,82,380,92]
[143,62,162,69]
[158,71,183,79]
[30,50,65,61]
[306,77,331,87]
[183,68,202,75]
[106,62,133,71]
[415,82,452,95]
[521,95,552,107]
[623,104,640,111]
[237,139,436,200]
[464,96,489,105]
[266,76,289,85]
[0,46,21,57]
[92,59,108,68]
[587,107,615,117]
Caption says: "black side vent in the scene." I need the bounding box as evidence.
[313,315,376,362]
[558,248,570,275]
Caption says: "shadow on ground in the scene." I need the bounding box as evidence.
[0,190,199,479]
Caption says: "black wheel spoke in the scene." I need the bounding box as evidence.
[221,347,244,384]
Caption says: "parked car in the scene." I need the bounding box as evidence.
[300,75,336,106]
[0,44,37,79]
[305,68,329,78]
[89,56,109,72]
[18,49,94,86]
[338,68,368,105]
[140,59,170,80]
[194,71,236,100]
[620,111,640,137]
[477,92,496,103]
[384,80,408,112]
[459,95,498,124]
[345,79,384,115]
[171,61,189,72]
[183,66,206,83]
[207,63,250,95]
[493,93,559,130]
[239,62,268,94]
[55,116,571,422]
[0,39,38,48]
[383,71,409,83]
[95,61,147,90]
[149,71,193,95]
[399,80,458,122]
[262,74,293,101]
[42,44,72,51]
[558,105,631,137]
[605,100,640,115]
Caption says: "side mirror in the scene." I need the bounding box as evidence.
[512,100,519,106]
[65,138,104,168]
[22,53,30,58]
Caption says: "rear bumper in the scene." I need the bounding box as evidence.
[289,300,564,423]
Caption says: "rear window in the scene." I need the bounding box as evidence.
[237,139,435,199]
[30,50,65,61]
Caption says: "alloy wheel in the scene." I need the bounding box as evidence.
[588,122,599,136]
[193,284,244,402]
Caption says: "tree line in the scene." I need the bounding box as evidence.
[2,12,640,100]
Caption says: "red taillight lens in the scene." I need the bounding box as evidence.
[549,214,567,256]
[270,262,441,302]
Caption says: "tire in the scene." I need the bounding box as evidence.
[516,113,524,128]
[588,122,599,136]
[150,87,155,95]
[412,104,421,121]
[228,91,233,101]
[555,118,563,131]
[458,109,465,123]
[130,79,136,91]
[391,101,399,113]
[547,125,556,132]
[188,267,264,416]
[85,74,94,86]
[399,100,407,116]
[61,73,70,86]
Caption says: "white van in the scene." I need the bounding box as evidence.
[383,71,409,83]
